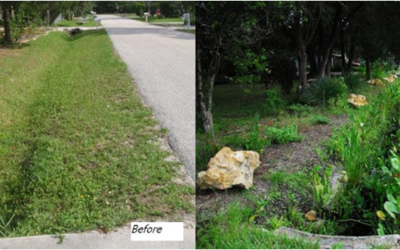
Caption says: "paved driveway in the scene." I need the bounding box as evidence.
[99,15,195,180]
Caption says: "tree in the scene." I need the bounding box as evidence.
[197,2,276,135]
[281,2,321,95]
[1,2,13,43]
[197,2,247,136]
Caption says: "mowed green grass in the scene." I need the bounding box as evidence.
[0,30,193,237]
[57,19,99,27]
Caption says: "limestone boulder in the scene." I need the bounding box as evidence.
[368,78,385,86]
[348,94,367,107]
[384,75,397,83]
[197,147,260,190]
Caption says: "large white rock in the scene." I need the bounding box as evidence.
[197,147,260,190]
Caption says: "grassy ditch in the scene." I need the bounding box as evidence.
[0,30,193,237]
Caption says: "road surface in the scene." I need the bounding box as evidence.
[99,15,195,180]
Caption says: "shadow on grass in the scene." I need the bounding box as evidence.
[0,42,31,50]
[60,29,107,42]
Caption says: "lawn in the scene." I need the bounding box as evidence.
[0,30,193,237]
[56,19,100,27]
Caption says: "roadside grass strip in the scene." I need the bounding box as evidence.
[0,30,193,237]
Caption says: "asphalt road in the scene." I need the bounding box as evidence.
[99,15,195,179]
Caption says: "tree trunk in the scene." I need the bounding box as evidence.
[340,28,347,76]
[347,35,356,75]
[297,45,307,95]
[366,58,371,80]
[325,49,332,77]
[3,6,11,43]
[316,6,342,78]
[308,47,318,78]
[197,46,221,139]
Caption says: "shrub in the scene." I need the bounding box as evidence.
[263,89,285,116]
[344,74,365,93]
[265,124,304,144]
[288,103,312,117]
[269,52,297,94]
[301,77,346,107]
[310,115,330,125]
[244,114,304,153]
[244,113,270,153]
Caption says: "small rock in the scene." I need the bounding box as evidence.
[196,147,260,190]
[305,210,317,222]
[368,79,385,86]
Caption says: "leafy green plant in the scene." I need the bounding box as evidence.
[288,103,312,117]
[263,88,286,116]
[331,242,344,249]
[265,124,304,145]
[267,215,286,230]
[344,74,365,93]
[310,115,330,125]
[244,113,270,153]
[301,77,346,107]
[310,166,332,210]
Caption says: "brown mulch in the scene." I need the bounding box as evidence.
[196,114,348,218]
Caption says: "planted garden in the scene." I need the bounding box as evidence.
[196,1,400,249]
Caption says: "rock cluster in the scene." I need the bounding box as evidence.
[368,78,385,86]
[384,75,397,83]
[348,94,367,107]
[197,147,260,190]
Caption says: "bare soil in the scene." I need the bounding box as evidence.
[196,114,348,220]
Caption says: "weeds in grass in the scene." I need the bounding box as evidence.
[0,30,193,237]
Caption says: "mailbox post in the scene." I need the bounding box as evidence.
[94,17,101,30]
[182,13,190,29]
[144,12,150,22]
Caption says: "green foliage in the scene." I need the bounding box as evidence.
[343,74,365,93]
[371,60,396,79]
[269,52,297,94]
[265,124,304,144]
[244,114,304,153]
[288,103,312,117]
[301,77,346,107]
[196,203,320,249]
[244,113,270,153]
[310,166,332,210]
[233,49,268,86]
[196,138,221,172]
[263,89,286,116]
[331,242,344,249]
[10,9,26,42]
[310,115,330,125]
[327,81,400,233]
